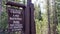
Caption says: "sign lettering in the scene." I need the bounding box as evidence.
[7,7,24,32]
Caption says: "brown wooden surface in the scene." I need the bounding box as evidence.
[6,1,36,34]
[30,3,36,34]
[24,4,30,34]
[7,7,24,32]
[6,1,26,8]
[25,0,31,34]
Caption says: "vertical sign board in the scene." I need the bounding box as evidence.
[7,7,24,33]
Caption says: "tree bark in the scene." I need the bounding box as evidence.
[47,0,51,34]
[49,0,58,34]
[0,0,2,16]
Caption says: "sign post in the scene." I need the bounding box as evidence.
[6,1,36,34]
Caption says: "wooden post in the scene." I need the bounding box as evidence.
[25,0,31,34]
[25,0,36,34]
[30,3,36,34]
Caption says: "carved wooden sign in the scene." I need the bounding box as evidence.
[6,1,36,34]
[7,7,24,32]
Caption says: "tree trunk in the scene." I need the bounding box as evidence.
[0,0,2,16]
[47,0,51,34]
[49,0,58,34]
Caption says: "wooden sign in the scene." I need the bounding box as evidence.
[6,1,36,34]
[7,7,24,32]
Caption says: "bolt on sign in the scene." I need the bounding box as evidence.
[7,7,24,32]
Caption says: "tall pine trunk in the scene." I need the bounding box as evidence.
[49,0,58,34]
[0,0,2,16]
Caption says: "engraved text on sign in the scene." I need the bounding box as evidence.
[8,7,24,32]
